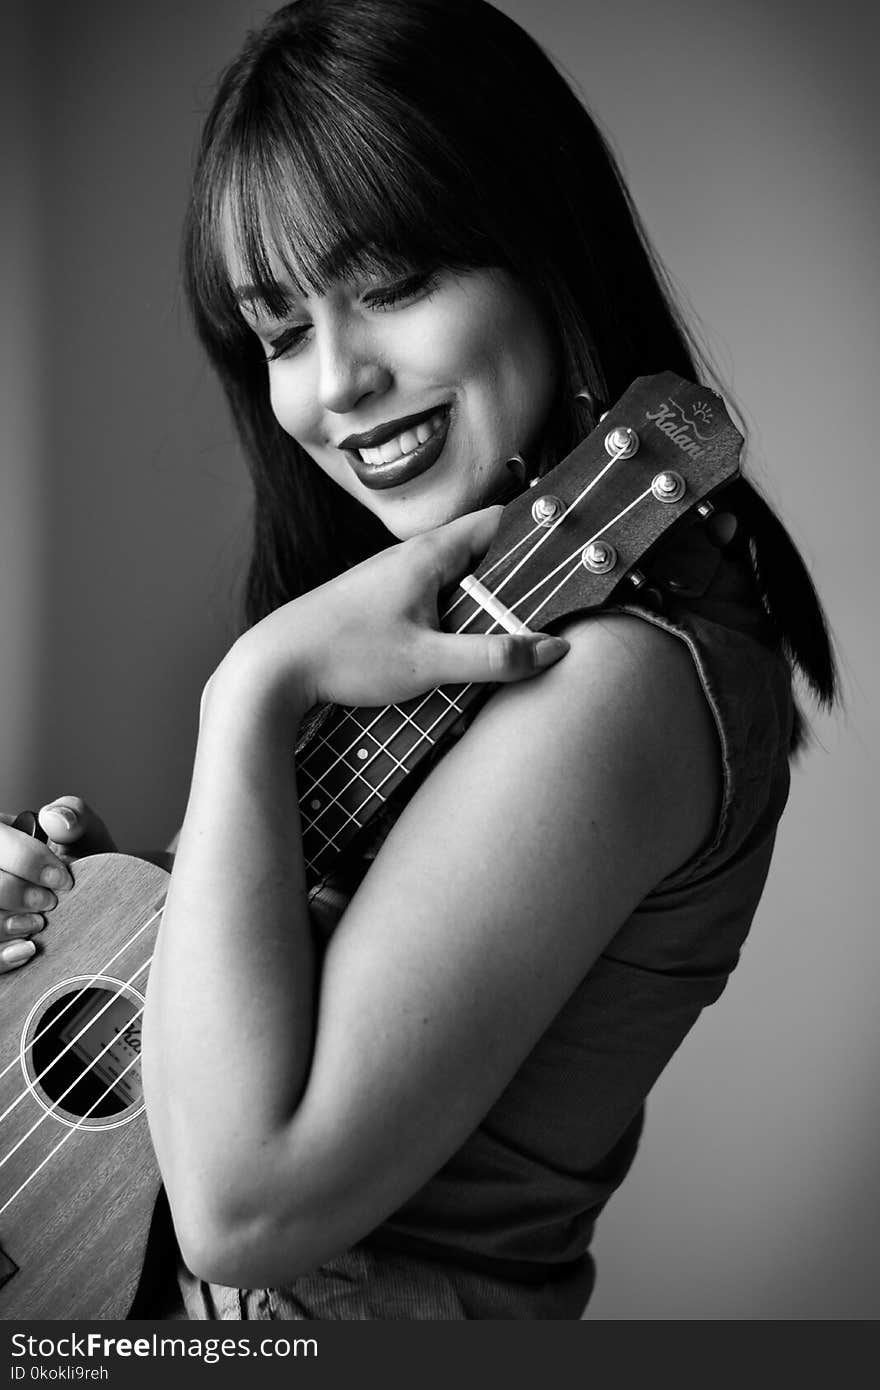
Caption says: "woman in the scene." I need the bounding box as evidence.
[0,0,835,1320]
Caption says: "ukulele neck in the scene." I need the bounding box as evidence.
[298,593,496,893]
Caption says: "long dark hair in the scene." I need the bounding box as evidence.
[183,0,835,745]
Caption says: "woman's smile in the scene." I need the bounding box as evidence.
[341,405,451,491]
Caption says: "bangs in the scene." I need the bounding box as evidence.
[191,60,502,340]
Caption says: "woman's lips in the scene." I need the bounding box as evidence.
[345,407,451,491]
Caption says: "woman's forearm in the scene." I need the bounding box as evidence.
[140,521,570,1281]
[142,652,316,1223]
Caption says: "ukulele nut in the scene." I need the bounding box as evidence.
[531,494,565,525]
[651,470,686,503]
[604,425,639,459]
[581,541,618,574]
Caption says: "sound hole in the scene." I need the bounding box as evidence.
[31,987,142,1119]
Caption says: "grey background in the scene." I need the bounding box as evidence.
[2,0,877,1318]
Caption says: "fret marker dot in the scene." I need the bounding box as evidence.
[357,748,369,759]
[310,798,322,810]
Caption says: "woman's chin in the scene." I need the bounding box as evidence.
[376,505,456,541]
[372,489,485,539]
[363,468,506,539]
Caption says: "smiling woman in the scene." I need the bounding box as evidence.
[0,0,840,1323]
[183,0,715,614]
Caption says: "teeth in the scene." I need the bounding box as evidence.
[397,428,420,455]
[358,411,445,466]
[378,436,402,465]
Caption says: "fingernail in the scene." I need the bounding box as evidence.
[5,914,43,936]
[533,636,570,666]
[40,865,71,890]
[25,887,54,910]
[2,939,36,966]
[42,805,78,830]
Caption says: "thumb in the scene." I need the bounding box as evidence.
[38,797,116,855]
[424,629,569,686]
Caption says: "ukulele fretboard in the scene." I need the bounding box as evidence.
[298,592,498,891]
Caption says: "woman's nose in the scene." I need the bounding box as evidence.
[316,322,392,415]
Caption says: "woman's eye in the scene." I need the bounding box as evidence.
[264,324,311,362]
[363,271,438,311]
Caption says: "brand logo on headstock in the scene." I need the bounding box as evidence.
[644,397,721,457]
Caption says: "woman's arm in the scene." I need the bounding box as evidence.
[142,516,719,1287]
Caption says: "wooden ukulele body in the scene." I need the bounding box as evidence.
[0,854,169,1320]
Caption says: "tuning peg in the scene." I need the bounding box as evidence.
[626,571,665,610]
[581,541,618,574]
[704,509,738,548]
[531,494,565,526]
[605,426,639,459]
[651,470,686,503]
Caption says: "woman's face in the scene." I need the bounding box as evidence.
[233,256,559,539]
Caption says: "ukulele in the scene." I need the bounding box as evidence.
[0,372,742,1319]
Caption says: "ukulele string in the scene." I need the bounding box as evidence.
[517,485,654,622]
[440,518,547,621]
[0,515,586,1202]
[297,436,627,792]
[0,445,649,1200]
[0,952,151,1138]
[296,496,552,786]
[0,1040,144,1219]
[296,437,637,856]
[0,522,584,1202]
[0,992,147,1190]
[0,904,164,1094]
[456,445,623,615]
[301,487,651,871]
[301,482,654,872]
[0,522,583,1206]
[0,507,618,1205]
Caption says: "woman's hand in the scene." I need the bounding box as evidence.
[0,798,116,973]
[218,507,569,715]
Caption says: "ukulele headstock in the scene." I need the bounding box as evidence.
[472,372,742,630]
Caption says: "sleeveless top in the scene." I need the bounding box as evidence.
[177,526,795,1320]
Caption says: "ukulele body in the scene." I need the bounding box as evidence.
[0,853,168,1320]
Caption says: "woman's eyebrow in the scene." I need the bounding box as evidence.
[234,288,308,330]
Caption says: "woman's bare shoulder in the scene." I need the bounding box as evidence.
[357,602,722,938]
[557,605,720,753]
[481,605,722,862]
